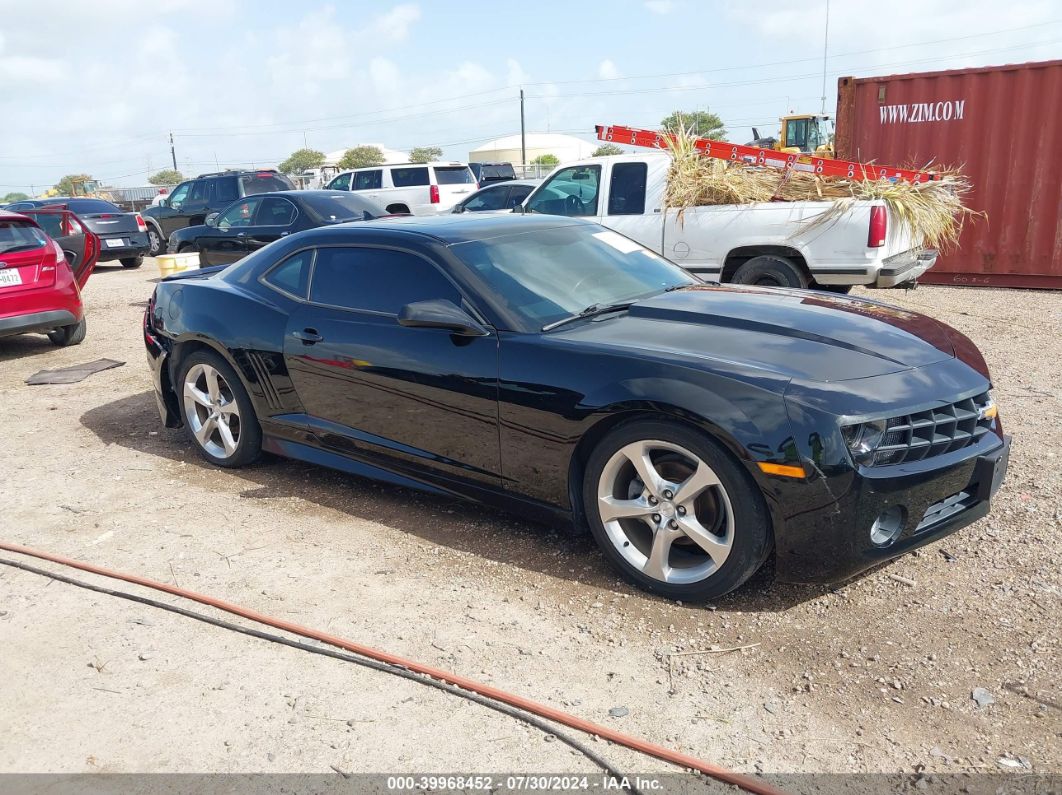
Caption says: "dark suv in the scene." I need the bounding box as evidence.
[141,170,295,256]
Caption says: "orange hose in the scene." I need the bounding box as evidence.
[0,541,787,795]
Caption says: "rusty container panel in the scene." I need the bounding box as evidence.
[836,60,1062,289]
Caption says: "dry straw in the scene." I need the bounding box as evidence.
[660,126,976,251]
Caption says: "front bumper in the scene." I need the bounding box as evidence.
[776,434,1010,584]
[97,232,149,261]
[874,248,938,288]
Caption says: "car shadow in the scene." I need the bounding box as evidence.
[0,333,66,364]
[80,390,852,613]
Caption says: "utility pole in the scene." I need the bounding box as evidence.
[820,0,830,115]
[169,132,177,171]
[520,89,527,168]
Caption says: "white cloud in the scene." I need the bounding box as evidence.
[598,59,621,80]
[645,0,674,14]
[368,3,422,42]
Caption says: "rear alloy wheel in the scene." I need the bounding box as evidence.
[731,255,808,289]
[47,317,87,347]
[178,351,261,467]
[120,255,144,269]
[146,226,165,257]
[583,421,771,601]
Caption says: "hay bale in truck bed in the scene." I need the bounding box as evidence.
[661,126,976,252]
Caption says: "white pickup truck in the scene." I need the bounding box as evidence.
[520,153,937,290]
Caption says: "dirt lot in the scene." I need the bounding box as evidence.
[1,262,1059,781]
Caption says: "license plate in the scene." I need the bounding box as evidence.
[105,238,126,248]
[0,269,23,287]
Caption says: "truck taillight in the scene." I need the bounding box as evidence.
[868,205,887,248]
[430,184,440,204]
[135,213,147,232]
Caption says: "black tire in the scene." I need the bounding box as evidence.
[146,226,165,257]
[582,420,772,601]
[176,349,262,468]
[730,255,808,289]
[816,283,853,295]
[120,255,144,269]
[47,317,87,347]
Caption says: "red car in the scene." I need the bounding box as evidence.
[0,209,99,346]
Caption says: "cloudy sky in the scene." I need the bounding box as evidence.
[0,0,1058,194]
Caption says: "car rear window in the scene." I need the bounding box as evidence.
[53,198,122,213]
[240,173,295,195]
[0,221,48,254]
[302,193,383,221]
[390,167,430,188]
[434,166,475,185]
[481,164,516,180]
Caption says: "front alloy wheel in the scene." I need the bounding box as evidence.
[584,421,771,600]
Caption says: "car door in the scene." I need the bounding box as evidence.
[245,196,298,252]
[157,181,193,236]
[281,245,501,488]
[20,209,100,288]
[351,169,384,206]
[198,197,262,266]
[597,159,667,251]
[459,185,510,214]
[525,164,601,218]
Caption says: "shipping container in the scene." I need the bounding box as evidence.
[836,60,1062,289]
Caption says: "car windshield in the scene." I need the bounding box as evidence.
[302,193,383,221]
[450,224,695,330]
[0,221,48,254]
[53,198,121,213]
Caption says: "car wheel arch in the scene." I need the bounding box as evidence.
[721,245,811,284]
[169,337,248,400]
[566,406,755,533]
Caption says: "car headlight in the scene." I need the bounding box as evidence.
[841,419,888,466]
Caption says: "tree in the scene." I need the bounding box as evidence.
[409,146,443,163]
[660,109,726,141]
[530,153,560,167]
[148,169,183,186]
[1,191,29,203]
[54,174,94,195]
[337,146,386,170]
[277,149,325,175]
[592,143,624,157]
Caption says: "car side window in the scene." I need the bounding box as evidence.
[255,197,297,226]
[215,177,238,203]
[327,173,351,191]
[168,182,192,208]
[352,170,382,191]
[526,165,600,216]
[188,180,209,203]
[390,167,429,187]
[262,250,312,298]
[607,162,647,215]
[506,185,534,209]
[217,198,261,230]
[309,247,462,315]
[464,186,508,212]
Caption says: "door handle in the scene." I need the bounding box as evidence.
[237,232,246,237]
[291,328,323,344]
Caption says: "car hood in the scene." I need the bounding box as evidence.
[556,285,957,383]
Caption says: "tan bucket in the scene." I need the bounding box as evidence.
[156,252,200,278]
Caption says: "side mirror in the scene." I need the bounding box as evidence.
[205,213,219,227]
[398,299,489,337]
[512,203,526,214]
[452,204,465,214]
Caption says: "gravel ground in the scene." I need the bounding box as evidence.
[0,264,1058,783]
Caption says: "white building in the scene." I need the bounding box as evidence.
[468,133,597,167]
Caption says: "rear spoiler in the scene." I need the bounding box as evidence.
[162,264,229,281]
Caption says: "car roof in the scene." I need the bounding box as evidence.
[321,213,587,245]
[336,162,469,174]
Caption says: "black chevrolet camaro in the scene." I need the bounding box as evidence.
[144,215,1010,600]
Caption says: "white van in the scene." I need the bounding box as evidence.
[324,162,477,215]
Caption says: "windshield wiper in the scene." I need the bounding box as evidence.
[541,301,637,332]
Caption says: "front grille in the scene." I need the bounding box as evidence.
[870,392,995,466]
[915,489,977,533]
